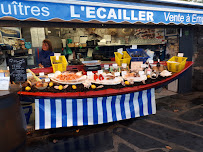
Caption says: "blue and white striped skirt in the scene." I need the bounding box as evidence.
[35,88,156,130]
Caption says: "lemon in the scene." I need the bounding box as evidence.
[125,81,130,85]
[91,85,96,89]
[49,82,53,87]
[72,85,77,89]
[58,85,63,90]
[25,86,31,91]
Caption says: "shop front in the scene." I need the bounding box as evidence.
[0,0,202,130]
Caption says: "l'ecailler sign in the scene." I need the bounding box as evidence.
[0,0,202,25]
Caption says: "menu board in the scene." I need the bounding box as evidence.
[8,58,27,82]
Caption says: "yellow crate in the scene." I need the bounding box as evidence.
[167,56,187,73]
[50,56,68,73]
[114,51,131,66]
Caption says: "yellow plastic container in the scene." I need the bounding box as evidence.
[50,56,68,73]
[167,56,187,73]
[114,51,131,66]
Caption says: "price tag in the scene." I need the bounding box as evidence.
[54,53,61,60]
[39,72,44,76]
[28,49,32,55]
[131,45,137,49]
[27,73,32,77]
[98,70,103,74]
[114,72,120,77]
[141,64,147,68]
[122,63,127,68]
[0,77,10,90]
[0,73,5,77]
[104,64,109,69]
[112,64,118,68]
[139,71,145,75]
[148,60,154,64]
[48,73,55,78]
[178,53,184,57]
[122,71,127,76]
[45,78,50,82]
[117,48,123,55]
[87,71,93,76]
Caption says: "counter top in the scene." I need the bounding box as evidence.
[18,61,193,98]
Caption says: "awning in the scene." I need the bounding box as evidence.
[0,0,202,25]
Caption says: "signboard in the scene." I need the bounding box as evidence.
[0,77,10,90]
[8,58,27,82]
[0,1,202,25]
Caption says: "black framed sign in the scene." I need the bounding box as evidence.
[8,58,27,82]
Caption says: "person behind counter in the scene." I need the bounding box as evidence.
[38,39,54,68]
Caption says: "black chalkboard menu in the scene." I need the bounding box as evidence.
[8,58,27,82]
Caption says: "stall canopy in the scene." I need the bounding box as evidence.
[0,0,203,25]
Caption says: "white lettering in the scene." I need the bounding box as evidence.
[86,7,96,18]
[139,11,145,21]
[118,9,122,19]
[18,3,24,15]
[180,15,184,22]
[107,8,117,19]
[169,15,174,22]
[24,5,30,15]
[31,6,40,16]
[164,12,170,21]
[192,14,197,22]
[131,10,138,20]
[147,12,154,21]
[70,5,80,18]
[12,1,18,15]
[1,4,11,15]
[97,8,106,19]
[123,10,130,20]
[41,7,49,16]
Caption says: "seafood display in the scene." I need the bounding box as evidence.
[22,59,178,92]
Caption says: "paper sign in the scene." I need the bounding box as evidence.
[178,53,184,57]
[122,63,127,68]
[45,78,50,82]
[0,77,10,90]
[139,71,145,75]
[39,72,44,76]
[104,64,109,69]
[48,73,55,78]
[117,48,123,55]
[98,70,103,74]
[0,73,5,77]
[87,71,93,76]
[112,64,118,68]
[28,49,32,54]
[114,72,120,76]
[132,45,137,49]
[149,60,154,64]
[54,53,61,60]
[122,71,127,76]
